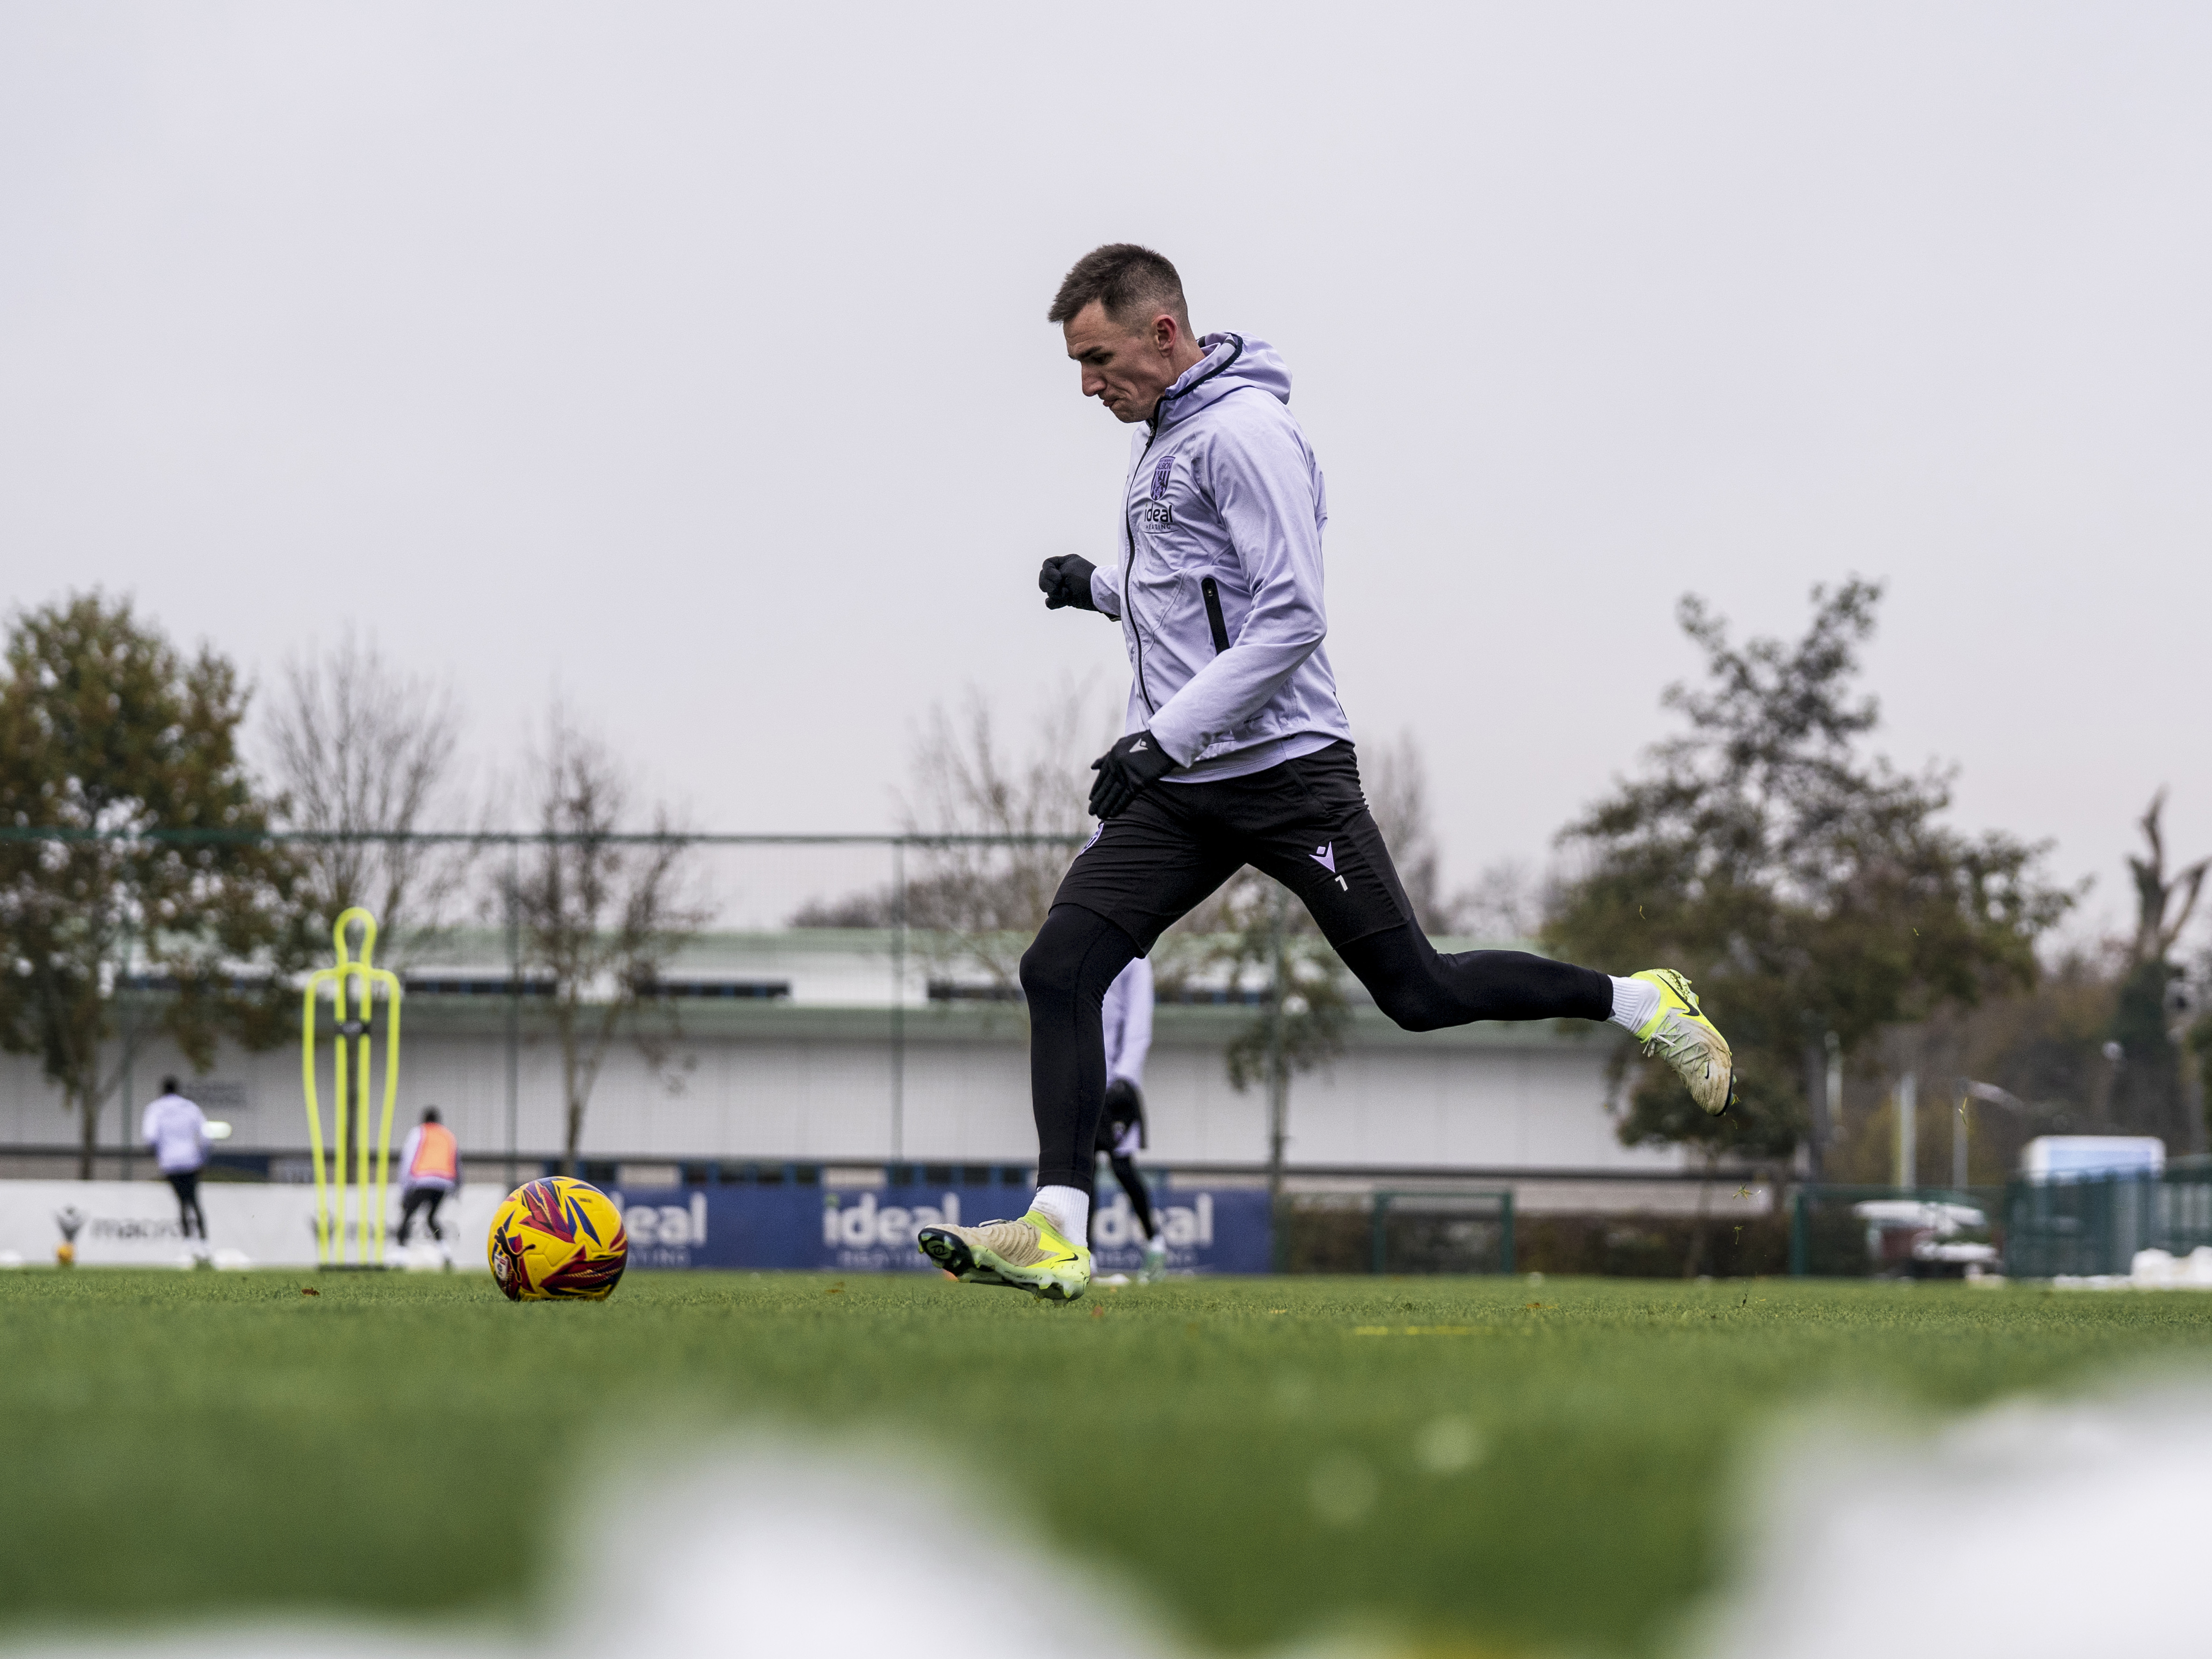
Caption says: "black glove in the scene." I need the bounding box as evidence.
[1039,554,1098,612]
[1098,1077,1144,1150]
[1088,730,1176,819]
[1102,1077,1144,1126]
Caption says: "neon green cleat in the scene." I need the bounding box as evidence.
[916,1209,1092,1303]
[1631,969,1738,1115]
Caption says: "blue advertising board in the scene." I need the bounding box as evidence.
[602,1182,1271,1275]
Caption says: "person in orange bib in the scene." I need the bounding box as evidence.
[395,1106,461,1249]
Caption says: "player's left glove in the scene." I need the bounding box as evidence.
[1088,731,1176,820]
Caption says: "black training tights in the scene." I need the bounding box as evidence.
[1022,904,1612,1192]
[166,1171,206,1241]
[1106,1152,1158,1241]
[398,1186,447,1245]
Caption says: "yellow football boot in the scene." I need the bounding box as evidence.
[1631,969,1738,1115]
[916,1209,1092,1303]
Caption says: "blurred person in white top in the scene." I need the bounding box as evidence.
[140,1077,208,1241]
[1095,958,1167,1278]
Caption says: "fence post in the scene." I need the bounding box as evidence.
[890,839,906,1162]
[119,914,134,1184]
[1370,1192,1389,1275]
[1499,1190,1515,1276]
[503,838,521,1191]
[1789,1185,1808,1276]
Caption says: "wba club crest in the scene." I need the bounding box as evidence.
[1144,454,1175,526]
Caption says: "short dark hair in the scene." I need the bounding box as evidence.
[1048,243,1190,331]
[422,1106,441,1124]
[160,1076,181,1095]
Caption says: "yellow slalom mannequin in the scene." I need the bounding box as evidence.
[300,908,405,1265]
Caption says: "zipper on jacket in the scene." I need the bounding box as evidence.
[1200,576,1230,653]
[1124,335,1248,717]
[1122,511,1156,716]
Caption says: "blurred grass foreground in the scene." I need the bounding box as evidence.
[5,1270,2212,1657]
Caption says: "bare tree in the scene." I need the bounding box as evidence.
[512,708,706,1171]
[266,630,465,960]
[1360,730,1451,934]
[1453,857,1550,943]
[894,690,1108,986]
[789,684,1112,988]
[2127,790,2209,970]
[2110,791,2210,1144]
[1347,730,1557,941]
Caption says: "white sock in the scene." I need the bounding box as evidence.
[1028,1185,1089,1245]
[1608,975,1662,1034]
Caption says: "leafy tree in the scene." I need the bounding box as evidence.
[1191,878,1352,1200]
[0,593,306,1176]
[1546,580,2071,1172]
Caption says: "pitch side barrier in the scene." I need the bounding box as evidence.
[0,1174,1270,1273]
[0,1171,1532,1276]
[603,1177,1272,1276]
[2003,1162,2212,1279]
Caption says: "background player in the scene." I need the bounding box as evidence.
[919,244,1736,1302]
[395,1106,461,1256]
[140,1077,209,1251]
[1097,955,1169,1281]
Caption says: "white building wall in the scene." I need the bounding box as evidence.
[0,1017,1682,1174]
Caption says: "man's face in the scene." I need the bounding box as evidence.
[1063,300,1184,424]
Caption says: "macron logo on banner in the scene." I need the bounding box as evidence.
[1309,843,1337,874]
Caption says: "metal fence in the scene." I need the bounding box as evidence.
[2003,1164,2212,1278]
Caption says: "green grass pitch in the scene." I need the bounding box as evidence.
[4,1270,2210,1655]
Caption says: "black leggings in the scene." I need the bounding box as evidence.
[1104,1152,1158,1241]
[398,1186,447,1244]
[1021,906,1610,1192]
[166,1171,206,1241]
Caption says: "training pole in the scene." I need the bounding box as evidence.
[300,908,405,1267]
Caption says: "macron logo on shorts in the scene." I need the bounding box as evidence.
[1309,843,1337,874]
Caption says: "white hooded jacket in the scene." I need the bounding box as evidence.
[141,1092,208,1176]
[1087,334,1353,781]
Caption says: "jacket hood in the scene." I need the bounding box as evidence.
[1151,333,1290,433]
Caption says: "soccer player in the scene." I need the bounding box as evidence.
[140,1077,209,1247]
[917,244,1735,1302]
[1097,955,1169,1280]
[395,1106,461,1251]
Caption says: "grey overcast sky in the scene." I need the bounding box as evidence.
[2,3,2207,938]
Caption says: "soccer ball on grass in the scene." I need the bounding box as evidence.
[488,1177,628,1301]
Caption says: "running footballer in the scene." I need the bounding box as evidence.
[918,245,1736,1301]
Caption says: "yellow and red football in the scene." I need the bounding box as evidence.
[487,1177,628,1301]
